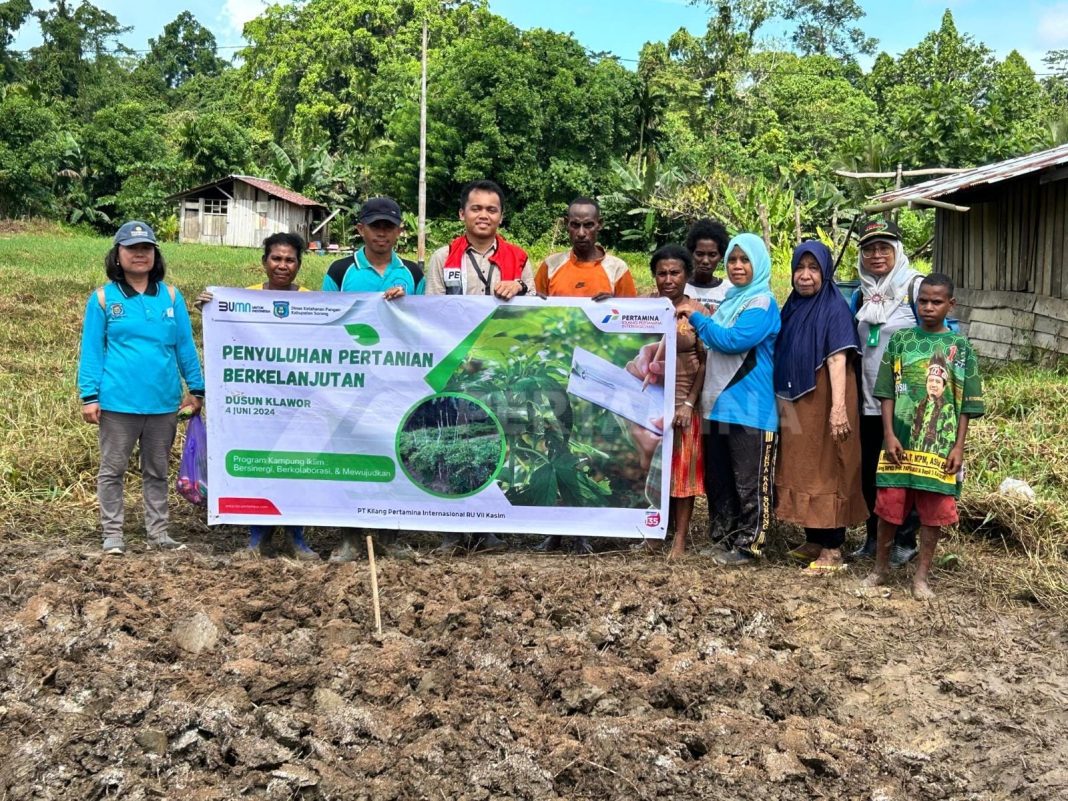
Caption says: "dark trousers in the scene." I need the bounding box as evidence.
[805,527,845,549]
[249,525,304,543]
[860,415,917,548]
[703,422,777,555]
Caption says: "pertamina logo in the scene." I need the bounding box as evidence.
[601,308,661,330]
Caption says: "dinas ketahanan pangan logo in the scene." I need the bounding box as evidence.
[272,300,290,318]
[344,323,380,346]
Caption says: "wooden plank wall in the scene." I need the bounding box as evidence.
[933,175,1068,361]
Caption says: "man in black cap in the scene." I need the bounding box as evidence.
[323,197,423,563]
[322,197,424,295]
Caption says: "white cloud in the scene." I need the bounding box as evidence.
[221,0,267,38]
[1037,2,1068,47]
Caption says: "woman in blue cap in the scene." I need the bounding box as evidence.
[78,220,204,555]
[677,233,781,566]
[774,241,867,574]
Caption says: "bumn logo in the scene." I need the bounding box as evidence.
[219,300,252,313]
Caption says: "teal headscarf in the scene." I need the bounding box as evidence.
[712,233,773,326]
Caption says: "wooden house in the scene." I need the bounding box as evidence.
[868,143,1068,361]
[167,175,331,248]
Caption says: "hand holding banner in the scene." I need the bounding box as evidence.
[203,291,676,540]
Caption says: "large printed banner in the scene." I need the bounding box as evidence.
[203,290,676,539]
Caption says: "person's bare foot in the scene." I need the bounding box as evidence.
[912,579,936,600]
[813,548,842,567]
[861,571,887,588]
[801,548,845,575]
[668,543,686,561]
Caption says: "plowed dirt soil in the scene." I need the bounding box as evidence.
[2,529,1066,801]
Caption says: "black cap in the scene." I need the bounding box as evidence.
[858,218,901,247]
[359,197,402,225]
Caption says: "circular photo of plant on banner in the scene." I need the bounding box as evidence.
[396,393,506,498]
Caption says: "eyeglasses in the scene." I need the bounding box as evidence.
[861,243,894,257]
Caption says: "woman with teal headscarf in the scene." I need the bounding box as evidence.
[677,233,781,566]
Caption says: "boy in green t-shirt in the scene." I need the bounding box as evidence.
[862,273,984,599]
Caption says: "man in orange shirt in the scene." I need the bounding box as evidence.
[534,198,637,555]
[534,198,637,300]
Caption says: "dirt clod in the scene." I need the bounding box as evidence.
[173,611,219,655]
[134,729,168,755]
[0,542,1065,800]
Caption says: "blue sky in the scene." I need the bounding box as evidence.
[10,1,1068,73]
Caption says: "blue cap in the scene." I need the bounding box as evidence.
[114,221,158,247]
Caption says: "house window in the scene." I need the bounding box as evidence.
[204,198,228,216]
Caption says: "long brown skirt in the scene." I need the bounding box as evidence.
[775,364,868,528]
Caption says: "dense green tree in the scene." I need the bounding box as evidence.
[0,0,1057,247]
[673,0,774,122]
[633,43,676,175]
[142,12,226,90]
[239,0,419,148]
[1041,50,1068,141]
[863,12,1048,170]
[27,0,129,100]
[372,16,637,239]
[81,101,175,212]
[177,112,254,184]
[984,51,1051,156]
[780,0,876,61]
[0,91,64,216]
[740,52,877,176]
[869,11,995,109]
[0,0,31,82]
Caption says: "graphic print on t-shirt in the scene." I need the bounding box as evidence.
[873,329,984,496]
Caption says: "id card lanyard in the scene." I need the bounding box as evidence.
[467,251,497,296]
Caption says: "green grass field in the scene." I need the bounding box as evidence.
[1,222,1064,608]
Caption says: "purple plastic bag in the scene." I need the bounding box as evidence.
[176,412,208,506]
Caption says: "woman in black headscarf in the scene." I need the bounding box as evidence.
[774,241,867,573]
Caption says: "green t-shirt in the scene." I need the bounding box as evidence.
[873,328,984,496]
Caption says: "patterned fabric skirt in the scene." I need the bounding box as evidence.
[670,410,704,498]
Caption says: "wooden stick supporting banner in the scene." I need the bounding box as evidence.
[365,535,382,635]
[417,18,428,267]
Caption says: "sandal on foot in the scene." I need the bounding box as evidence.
[801,561,848,576]
[787,545,821,563]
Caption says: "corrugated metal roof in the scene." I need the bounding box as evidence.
[871,143,1068,204]
[233,175,325,208]
[167,175,327,208]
